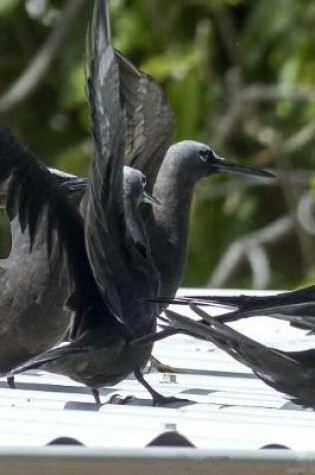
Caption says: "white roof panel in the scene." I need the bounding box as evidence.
[0,288,314,473]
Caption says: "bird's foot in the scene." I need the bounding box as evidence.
[133,368,192,407]
[107,393,134,405]
[7,376,15,389]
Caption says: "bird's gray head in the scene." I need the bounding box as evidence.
[123,167,160,207]
[168,140,274,180]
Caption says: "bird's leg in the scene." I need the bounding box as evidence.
[134,368,190,407]
[91,387,101,405]
[131,330,184,374]
[7,376,15,389]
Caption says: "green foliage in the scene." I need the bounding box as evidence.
[0,0,21,15]
[1,0,315,289]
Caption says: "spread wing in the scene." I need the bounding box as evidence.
[86,0,175,193]
[0,126,103,321]
[84,0,129,323]
[165,307,307,402]
[116,51,175,192]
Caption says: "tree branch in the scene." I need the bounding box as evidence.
[212,77,315,149]
[0,0,87,114]
[208,215,294,289]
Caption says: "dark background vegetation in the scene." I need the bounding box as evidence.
[1,0,315,290]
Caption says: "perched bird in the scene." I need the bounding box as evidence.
[0,126,169,405]
[149,143,274,302]
[4,0,183,406]
[8,166,162,405]
[85,0,275,304]
[163,304,315,409]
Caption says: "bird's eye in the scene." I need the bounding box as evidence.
[199,149,210,162]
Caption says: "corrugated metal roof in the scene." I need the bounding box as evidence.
[1,288,315,474]
[0,288,313,452]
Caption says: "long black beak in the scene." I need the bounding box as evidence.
[213,153,275,179]
[143,190,161,207]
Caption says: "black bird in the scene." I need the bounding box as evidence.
[4,0,183,406]
[84,0,275,305]
[8,166,162,405]
[0,127,169,405]
[163,304,315,409]
[148,142,274,303]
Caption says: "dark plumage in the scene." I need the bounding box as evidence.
[163,304,315,409]
[0,130,89,373]
[4,0,181,406]
[7,166,162,405]
[83,0,274,305]
[157,285,315,332]
[148,142,274,301]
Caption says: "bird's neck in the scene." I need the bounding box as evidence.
[149,158,197,299]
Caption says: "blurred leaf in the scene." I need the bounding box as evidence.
[0,0,21,15]
[61,62,86,111]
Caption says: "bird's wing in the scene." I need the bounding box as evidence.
[155,286,315,328]
[166,307,315,408]
[164,307,305,390]
[84,0,130,322]
[8,344,89,376]
[0,127,82,258]
[86,0,174,192]
[186,286,315,313]
[0,127,112,328]
[214,301,315,326]
[116,51,175,192]
[0,168,86,209]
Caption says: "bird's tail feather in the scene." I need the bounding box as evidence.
[164,305,300,379]
[149,287,315,328]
